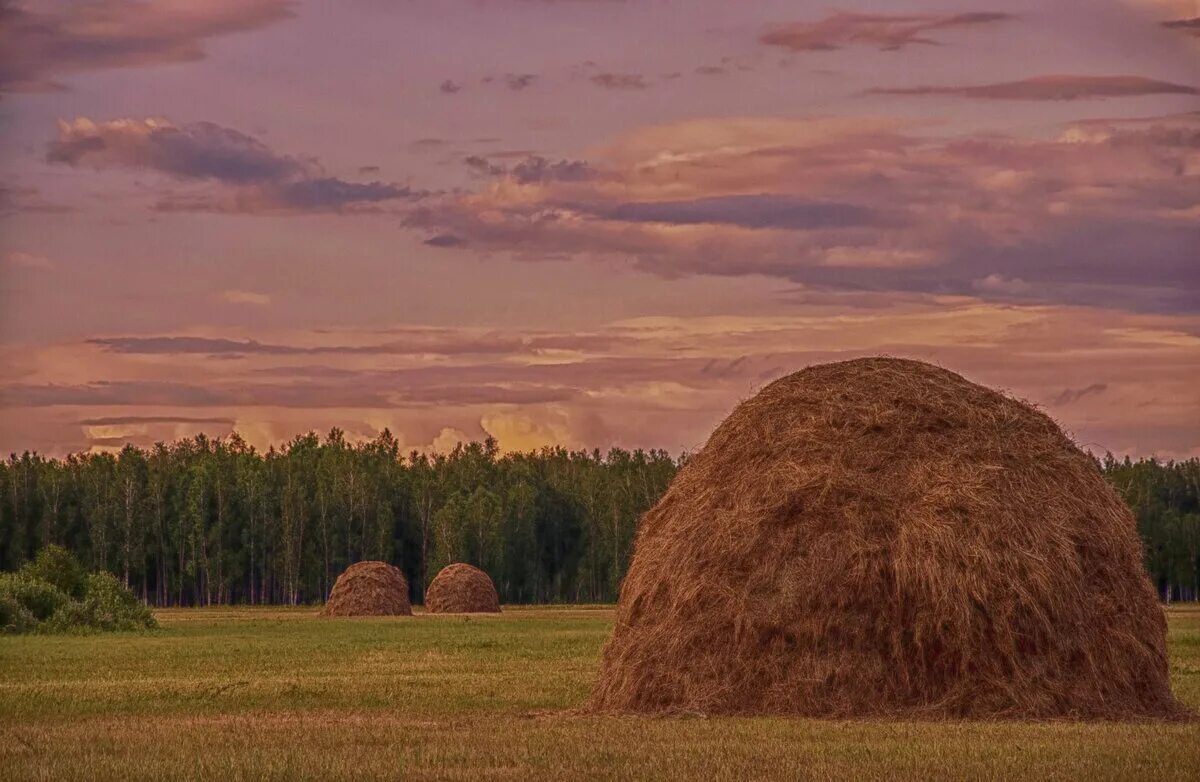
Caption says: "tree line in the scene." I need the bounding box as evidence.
[1101,454,1200,602]
[0,431,676,605]
[0,432,1196,605]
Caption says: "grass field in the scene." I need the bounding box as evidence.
[1,605,1198,780]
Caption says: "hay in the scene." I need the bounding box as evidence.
[588,357,1184,719]
[425,563,501,614]
[321,561,412,617]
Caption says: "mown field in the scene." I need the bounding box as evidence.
[1,605,1198,781]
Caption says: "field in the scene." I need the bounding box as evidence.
[1,605,1198,781]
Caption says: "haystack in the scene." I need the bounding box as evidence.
[321,561,412,617]
[425,563,500,613]
[588,357,1183,719]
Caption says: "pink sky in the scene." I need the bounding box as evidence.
[1,0,1198,458]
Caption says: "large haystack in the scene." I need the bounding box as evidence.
[589,357,1183,719]
[425,563,500,613]
[321,561,412,617]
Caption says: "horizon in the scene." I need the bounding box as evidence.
[2,0,1198,460]
[5,357,1193,463]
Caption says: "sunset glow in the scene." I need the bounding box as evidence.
[1,0,1197,458]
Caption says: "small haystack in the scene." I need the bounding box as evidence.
[322,560,412,617]
[425,563,501,614]
[588,357,1184,719]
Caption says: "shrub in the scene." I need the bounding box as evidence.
[0,590,36,634]
[42,600,92,633]
[0,572,70,621]
[1,548,156,634]
[77,572,157,632]
[19,544,87,599]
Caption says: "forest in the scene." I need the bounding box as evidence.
[0,431,1197,605]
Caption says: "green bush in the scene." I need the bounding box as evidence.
[1,547,156,634]
[0,590,36,634]
[0,572,70,621]
[19,544,87,599]
[42,600,92,633]
[75,572,157,632]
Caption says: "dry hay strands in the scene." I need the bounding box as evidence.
[322,560,413,617]
[588,357,1188,721]
[425,563,501,614]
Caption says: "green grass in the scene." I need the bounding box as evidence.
[2,605,1198,780]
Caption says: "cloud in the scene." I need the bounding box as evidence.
[3,251,53,269]
[1,380,393,409]
[409,138,449,150]
[78,415,235,426]
[463,155,506,178]
[481,408,583,451]
[5,303,1200,457]
[0,0,294,94]
[972,274,1032,295]
[510,156,596,184]
[47,118,301,180]
[463,154,596,184]
[398,385,577,406]
[431,427,470,454]
[85,336,466,357]
[0,185,72,216]
[85,329,614,358]
[1162,18,1200,37]
[759,11,1012,52]
[598,194,872,230]
[424,233,467,248]
[871,75,1199,100]
[1052,383,1108,405]
[590,72,649,90]
[220,290,271,306]
[46,117,420,214]
[406,113,1200,313]
[504,73,537,91]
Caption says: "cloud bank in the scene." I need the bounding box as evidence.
[871,75,1198,100]
[410,113,1200,313]
[0,0,294,94]
[47,117,420,213]
[759,11,1011,52]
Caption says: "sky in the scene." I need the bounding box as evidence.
[0,0,1197,459]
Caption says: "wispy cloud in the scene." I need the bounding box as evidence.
[870,74,1199,100]
[84,329,616,358]
[424,234,467,248]
[760,11,1012,52]
[3,251,53,269]
[503,73,537,91]
[460,154,596,184]
[6,304,1199,457]
[407,113,1200,312]
[590,72,650,90]
[78,415,235,427]
[1053,383,1108,405]
[0,0,294,94]
[1162,18,1200,37]
[2,380,394,409]
[0,185,72,216]
[597,195,872,231]
[46,117,421,214]
[219,290,271,306]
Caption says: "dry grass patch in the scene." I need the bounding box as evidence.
[0,604,1196,780]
